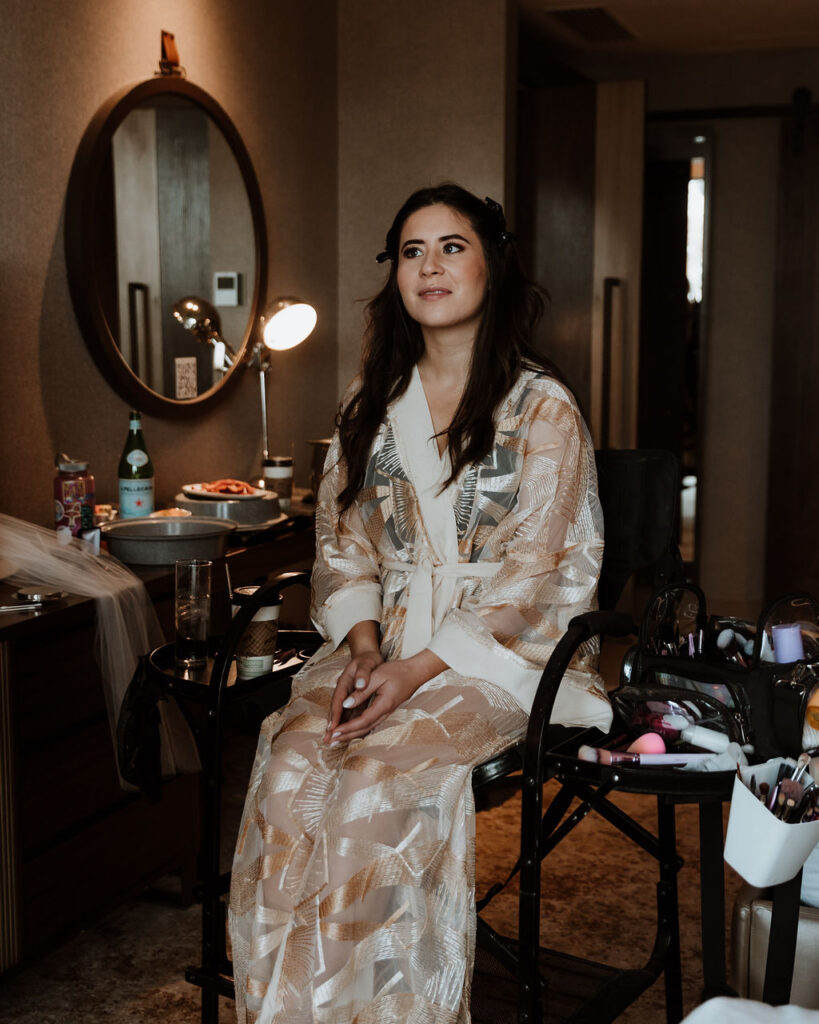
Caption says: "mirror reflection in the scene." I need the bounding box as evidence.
[102,95,255,399]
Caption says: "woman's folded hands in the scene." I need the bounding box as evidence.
[324,623,447,744]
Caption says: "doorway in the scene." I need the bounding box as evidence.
[638,124,711,577]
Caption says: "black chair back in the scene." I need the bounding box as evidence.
[595,449,684,612]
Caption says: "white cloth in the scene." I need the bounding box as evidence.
[0,513,200,783]
[802,841,819,907]
[682,998,819,1023]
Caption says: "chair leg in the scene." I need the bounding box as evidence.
[762,871,803,1006]
[518,774,549,1024]
[202,988,219,1024]
[698,800,732,999]
[198,705,226,1021]
[656,800,683,1024]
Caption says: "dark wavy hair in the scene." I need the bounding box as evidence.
[337,182,566,510]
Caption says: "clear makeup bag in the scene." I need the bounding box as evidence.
[612,584,819,761]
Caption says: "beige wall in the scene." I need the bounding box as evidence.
[0,0,338,525]
[336,0,513,390]
[698,118,779,615]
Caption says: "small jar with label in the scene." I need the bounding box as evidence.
[231,586,283,679]
[54,455,96,536]
[263,456,294,511]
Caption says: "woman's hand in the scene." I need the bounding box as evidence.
[324,620,383,743]
[324,648,384,741]
[323,649,448,745]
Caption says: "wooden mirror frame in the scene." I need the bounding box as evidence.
[65,76,267,417]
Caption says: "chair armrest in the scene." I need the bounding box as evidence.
[525,610,634,770]
[566,609,636,642]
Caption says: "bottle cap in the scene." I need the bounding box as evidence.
[55,452,89,472]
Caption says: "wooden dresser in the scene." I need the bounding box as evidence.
[0,513,314,973]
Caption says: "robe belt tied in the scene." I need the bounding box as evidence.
[381,557,501,658]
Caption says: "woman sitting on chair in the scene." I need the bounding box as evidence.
[229,182,612,1023]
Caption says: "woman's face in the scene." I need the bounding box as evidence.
[396,204,488,338]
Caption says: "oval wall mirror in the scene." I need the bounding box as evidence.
[65,76,267,417]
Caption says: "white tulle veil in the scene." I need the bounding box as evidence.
[0,513,199,784]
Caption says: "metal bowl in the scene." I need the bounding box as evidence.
[174,491,280,526]
[101,516,237,566]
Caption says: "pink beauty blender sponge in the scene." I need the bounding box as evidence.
[627,732,666,754]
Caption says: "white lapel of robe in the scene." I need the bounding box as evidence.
[388,366,461,658]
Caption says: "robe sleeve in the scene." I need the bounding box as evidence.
[427,386,609,721]
[309,430,383,650]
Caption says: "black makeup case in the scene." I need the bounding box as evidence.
[611,584,819,761]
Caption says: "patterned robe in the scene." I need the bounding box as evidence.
[229,366,610,1023]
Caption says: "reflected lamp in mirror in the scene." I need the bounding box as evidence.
[253,297,317,463]
[172,296,237,374]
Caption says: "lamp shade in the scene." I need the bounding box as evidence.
[260,298,317,351]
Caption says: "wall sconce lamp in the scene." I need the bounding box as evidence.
[173,294,317,464]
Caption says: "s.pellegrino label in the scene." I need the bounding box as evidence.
[118,410,155,518]
[119,478,154,518]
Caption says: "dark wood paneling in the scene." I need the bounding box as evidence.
[766,113,819,598]
[18,718,123,855]
[12,621,108,748]
[517,83,596,411]
[20,774,197,959]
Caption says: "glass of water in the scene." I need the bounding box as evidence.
[174,559,212,668]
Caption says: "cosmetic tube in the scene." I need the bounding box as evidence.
[662,715,733,754]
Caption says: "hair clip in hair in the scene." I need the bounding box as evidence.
[375,250,393,264]
[484,197,515,247]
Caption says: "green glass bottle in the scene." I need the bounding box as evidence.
[118,410,155,518]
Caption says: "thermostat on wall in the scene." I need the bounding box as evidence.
[213,271,241,307]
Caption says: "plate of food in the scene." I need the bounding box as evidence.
[182,479,268,500]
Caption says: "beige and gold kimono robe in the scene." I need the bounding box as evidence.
[229,367,610,1024]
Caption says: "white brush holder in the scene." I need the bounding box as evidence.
[724,760,819,888]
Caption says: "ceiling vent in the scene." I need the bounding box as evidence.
[547,7,635,43]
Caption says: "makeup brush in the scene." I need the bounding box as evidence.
[776,777,806,820]
[791,752,812,785]
[577,745,712,767]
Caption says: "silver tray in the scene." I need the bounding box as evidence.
[101,516,237,566]
[174,491,280,526]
